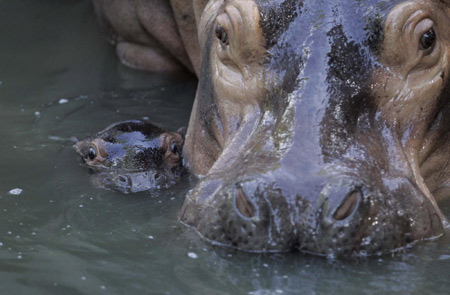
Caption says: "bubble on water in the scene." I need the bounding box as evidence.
[276,290,284,294]
[362,236,372,245]
[439,255,450,260]
[0,242,3,247]
[79,204,84,208]
[100,285,106,290]
[147,235,154,240]
[187,252,198,259]
[31,232,36,236]
[58,98,68,104]
[0,81,3,85]
[34,111,40,119]
[81,276,86,281]
[8,188,23,195]
[263,263,269,268]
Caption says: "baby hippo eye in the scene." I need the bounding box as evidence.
[170,142,178,155]
[87,146,97,160]
[215,24,228,45]
[420,28,436,50]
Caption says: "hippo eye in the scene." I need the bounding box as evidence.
[87,146,97,160]
[215,24,228,45]
[420,28,436,50]
[170,142,178,155]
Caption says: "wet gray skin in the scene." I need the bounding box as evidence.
[90,0,450,256]
[76,120,184,193]
[179,0,450,256]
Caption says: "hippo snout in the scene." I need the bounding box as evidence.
[181,170,444,256]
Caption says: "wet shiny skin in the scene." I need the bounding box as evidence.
[180,0,450,256]
[76,120,184,193]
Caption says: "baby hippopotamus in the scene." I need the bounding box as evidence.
[75,120,185,193]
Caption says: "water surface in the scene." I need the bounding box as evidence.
[0,1,450,294]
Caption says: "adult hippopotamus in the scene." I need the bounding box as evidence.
[91,0,450,256]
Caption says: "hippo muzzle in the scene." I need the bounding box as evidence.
[181,0,450,256]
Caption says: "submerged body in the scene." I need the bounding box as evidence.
[76,120,184,193]
[91,0,450,256]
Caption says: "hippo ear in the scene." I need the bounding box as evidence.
[177,127,187,138]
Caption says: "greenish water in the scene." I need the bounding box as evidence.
[0,1,450,294]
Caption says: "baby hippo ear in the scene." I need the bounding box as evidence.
[177,127,187,139]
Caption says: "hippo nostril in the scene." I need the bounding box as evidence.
[154,173,160,180]
[333,190,361,221]
[235,188,254,218]
[118,175,127,183]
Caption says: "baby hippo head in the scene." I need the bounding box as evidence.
[75,120,184,193]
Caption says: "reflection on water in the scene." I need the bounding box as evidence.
[0,0,450,294]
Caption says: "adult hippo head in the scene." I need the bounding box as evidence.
[180,0,450,256]
[91,0,450,256]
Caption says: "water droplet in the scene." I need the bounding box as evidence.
[8,188,23,195]
[187,252,198,259]
[58,98,68,104]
